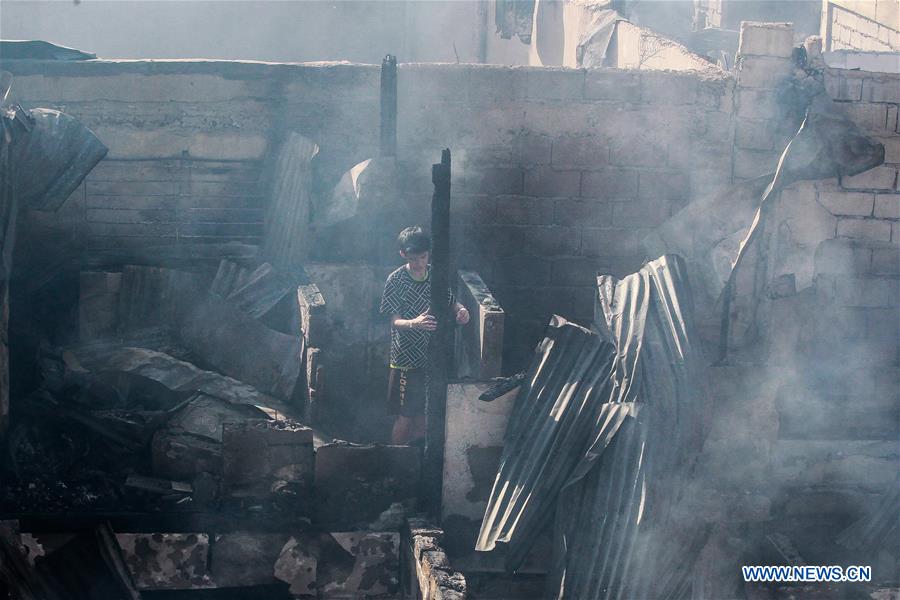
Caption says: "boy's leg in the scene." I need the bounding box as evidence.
[410,414,426,443]
[392,415,413,445]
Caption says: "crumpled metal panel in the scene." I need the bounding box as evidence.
[477,255,710,600]
[475,315,621,564]
[9,108,108,211]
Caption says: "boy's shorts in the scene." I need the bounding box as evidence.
[387,367,428,417]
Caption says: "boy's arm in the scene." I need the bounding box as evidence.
[452,301,470,325]
[393,312,437,331]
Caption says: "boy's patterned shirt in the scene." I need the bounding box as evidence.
[379,265,454,369]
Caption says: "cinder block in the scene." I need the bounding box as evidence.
[874,194,900,219]
[463,168,524,195]
[837,218,892,241]
[639,72,698,105]
[735,118,776,150]
[551,137,609,168]
[842,166,897,191]
[737,56,792,89]
[523,167,582,198]
[549,258,606,286]
[526,69,584,100]
[612,199,670,228]
[521,225,582,256]
[638,170,689,202]
[866,308,899,342]
[495,195,554,224]
[736,88,780,120]
[584,70,640,102]
[514,133,553,165]
[871,246,900,275]
[738,22,794,58]
[844,102,891,131]
[581,227,645,258]
[863,77,900,103]
[814,238,872,275]
[697,78,733,110]
[553,198,612,227]
[875,136,900,163]
[834,276,895,307]
[825,73,863,101]
[581,168,639,198]
[818,191,875,216]
[609,136,667,167]
[492,256,551,285]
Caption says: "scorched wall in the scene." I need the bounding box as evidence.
[2,59,735,369]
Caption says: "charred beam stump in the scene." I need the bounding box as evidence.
[425,149,451,516]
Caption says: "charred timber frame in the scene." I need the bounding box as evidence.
[380,55,397,158]
[425,149,451,516]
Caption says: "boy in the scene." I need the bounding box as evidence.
[380,226,469,445]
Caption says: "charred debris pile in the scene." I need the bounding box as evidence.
[2,258,421,597]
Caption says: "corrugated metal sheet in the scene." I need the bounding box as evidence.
[262,133,318,271]
[476,255,710,599]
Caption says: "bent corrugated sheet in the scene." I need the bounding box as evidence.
[476,254,712,600]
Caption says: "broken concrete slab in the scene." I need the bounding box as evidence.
[181,292,303,401]
[222,420,314,494]
[117,532,212,590]
[314,443,420,527]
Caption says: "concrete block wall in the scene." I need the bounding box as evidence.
[2,59,735,371]
[825,0,900,52]
[706,27,899,528]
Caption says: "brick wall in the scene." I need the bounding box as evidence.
[2,59,735,369]
[825,0,900,52]
[700,24,899,530]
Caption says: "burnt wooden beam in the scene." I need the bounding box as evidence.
[425,149,451,516]
[379,55,397,158]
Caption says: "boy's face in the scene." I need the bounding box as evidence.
[401,249,429,270]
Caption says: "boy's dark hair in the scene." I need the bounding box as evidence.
[397,226,431,254]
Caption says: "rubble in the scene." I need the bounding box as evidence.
[222,419,314,495]
[314,442,420,527]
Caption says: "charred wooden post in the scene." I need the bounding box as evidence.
[425,148,451,516]
[379,55,397,158]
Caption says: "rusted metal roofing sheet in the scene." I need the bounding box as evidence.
[476,255,710,599]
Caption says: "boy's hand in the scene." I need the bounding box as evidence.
[455,306,470,325]
[410,312,437,331]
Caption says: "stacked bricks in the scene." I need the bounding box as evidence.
[827,0,900,52]
[765,56,900,517]
[733,22,794,181]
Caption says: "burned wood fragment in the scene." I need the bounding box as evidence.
[477,371,525,402]
[124,474,192,496]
